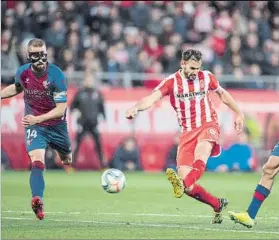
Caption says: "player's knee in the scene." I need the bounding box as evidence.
[29,155,45,170]
[195,141,213,161]
[29,154,44,163]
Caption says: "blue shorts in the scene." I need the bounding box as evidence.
[25,122,72,155]
[270,142,279,157]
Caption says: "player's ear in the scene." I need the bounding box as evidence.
[26,51,31,62]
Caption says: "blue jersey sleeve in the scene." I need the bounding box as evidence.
[51,65,68,103]
[14,64,31,85]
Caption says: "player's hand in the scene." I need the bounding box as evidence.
[234,114,244,134]
[22,115,42,127]
[125,107,138,119]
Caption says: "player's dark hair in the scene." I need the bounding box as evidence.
[181,49,202,62]
[27,38,45,51]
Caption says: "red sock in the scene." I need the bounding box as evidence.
[183,160,206,188]
[32,161,45,170]
[186,184,220,211]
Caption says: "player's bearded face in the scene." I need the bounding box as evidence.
[181,59,202,80]
[28,46,47,72]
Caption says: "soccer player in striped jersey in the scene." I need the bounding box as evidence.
[126,49,244,224]
[1,38,72,220]
[229,142,279,228]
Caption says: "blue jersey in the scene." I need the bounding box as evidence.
[271,142,279,157]
[15,63,67,126]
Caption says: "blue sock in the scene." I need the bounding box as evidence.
[247,184,270,219]
[29,161,45,198]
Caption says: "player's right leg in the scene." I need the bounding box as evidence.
[229,146,279,228]
[90,126,105,168]
[25,126,47,220]
[29,149,46,220]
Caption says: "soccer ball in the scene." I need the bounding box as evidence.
[101,168,126,193]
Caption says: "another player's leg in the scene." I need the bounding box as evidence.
[72,129,86,168]
[229,154,279,228]
[29,149,46,220]
[90,126,105,168]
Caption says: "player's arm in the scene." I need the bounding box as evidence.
[216,87,244,118]
[125,90,162,119]
[126,77,171,119]
[1,83,23,99]
[22,102,67,127]
[209,72,244,133]
[36,102,67,123]
[135,90,162,111]
[1,65,25,99]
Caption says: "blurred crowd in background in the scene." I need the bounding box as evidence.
[2,1,279,87]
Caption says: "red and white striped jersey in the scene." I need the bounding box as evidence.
[154,70,219,132]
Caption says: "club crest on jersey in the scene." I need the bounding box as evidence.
[209,128,217,135]
[42,80,50,89]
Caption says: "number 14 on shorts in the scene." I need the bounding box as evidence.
[26,129,37,145]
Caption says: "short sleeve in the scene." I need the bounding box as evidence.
[52,65,67,103]
[208,72,220,91]
[14,64,30,86]
[153,78,172,97]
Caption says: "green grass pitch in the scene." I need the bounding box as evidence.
[1,170,279,239]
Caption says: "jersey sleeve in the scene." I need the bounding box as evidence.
[52,66,67,103]
[208,72,220,91]
[14,64,30,86]
[153,78,172,97]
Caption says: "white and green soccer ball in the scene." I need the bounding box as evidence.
[101,168,126,193]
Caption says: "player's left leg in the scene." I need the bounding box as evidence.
[229,145,279,228]
[48,122,73,172]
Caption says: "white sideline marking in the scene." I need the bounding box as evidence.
[2,216,279,235]
[135,213,212,218]
[3,210,80,215]
[2,210,279,220]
